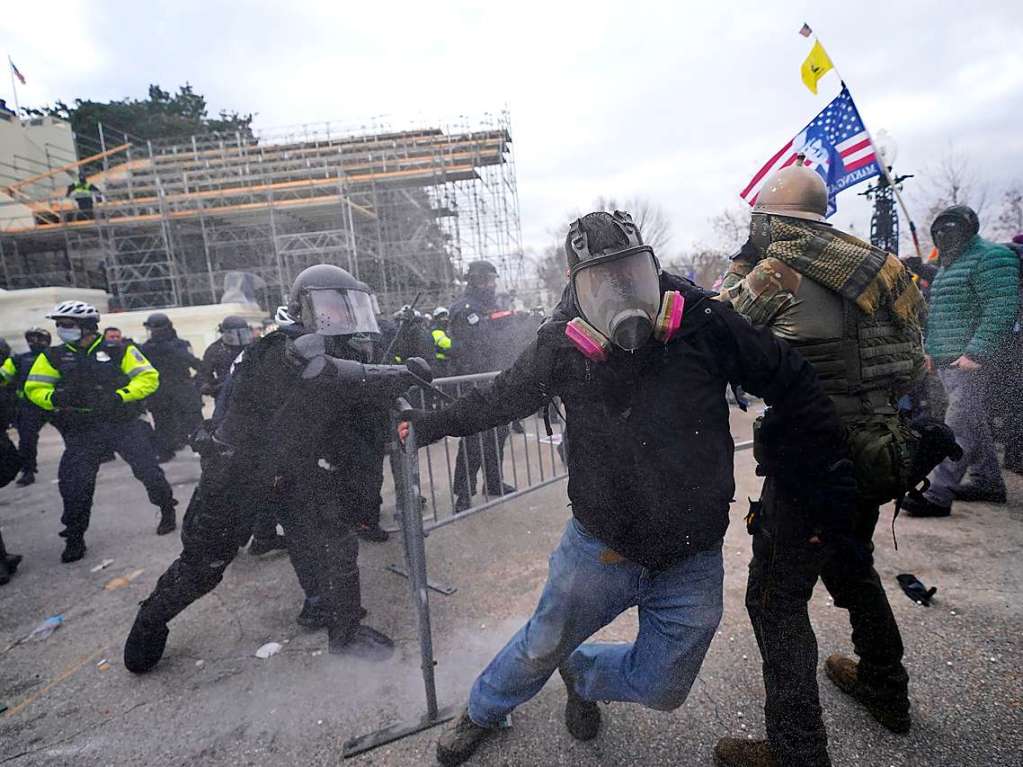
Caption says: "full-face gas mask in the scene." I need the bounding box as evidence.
[931,205,980,266]
[565,211,684,361]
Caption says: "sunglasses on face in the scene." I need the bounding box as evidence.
[54,320,78,329]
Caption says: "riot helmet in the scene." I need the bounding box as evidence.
[218,315,254,347]
[931,205,979,263]
[565,211,662,352]
[465,260,499,305]
[143,312,174,340]
[287,264,379,337]
[25,326,51,353]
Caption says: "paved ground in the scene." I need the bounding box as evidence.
[0,411,1021,766]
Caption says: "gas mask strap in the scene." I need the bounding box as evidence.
[567,219,591,263]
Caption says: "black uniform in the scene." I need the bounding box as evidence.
[448,288,512,504]
[141,333,203,460]
[10,350,49,475]
[130,330,392,654]
[196,339,242,396]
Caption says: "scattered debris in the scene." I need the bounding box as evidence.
[90,559,116,573]
[896,573,937,606]
[24,615,64,642]
[97,659,112,671]
[195,660,205,668]
[255,642,282,659]
[104,569,145,591]
[311,650,323,657]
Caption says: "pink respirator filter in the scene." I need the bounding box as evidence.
[565,318,610,362]
[655,291,685,343]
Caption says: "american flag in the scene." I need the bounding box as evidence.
[739,86,881,218]
[8,57,26,85]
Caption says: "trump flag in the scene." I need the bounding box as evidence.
[740,86,881,218]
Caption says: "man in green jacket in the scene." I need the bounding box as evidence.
[902,205,1020,517]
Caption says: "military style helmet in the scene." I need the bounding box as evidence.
[931,205,980,240]
[46,300,100,323]
[753,161,828,222]
[287,263,379,337]
[143,312,172,329]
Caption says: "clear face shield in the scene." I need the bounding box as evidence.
[301,288,380,336]
[221,326,255,346]
[571,247,662,351]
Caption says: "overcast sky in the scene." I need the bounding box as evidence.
[3,0,1021,259]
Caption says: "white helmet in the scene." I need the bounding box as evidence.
[47,300,100,322]
[433,306,449,320]
[274,305,296,326]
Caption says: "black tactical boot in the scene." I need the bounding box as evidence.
[436,708,495,767]
[355,522,389,543]
[825,654,911,734]
[713,738,778,767]
[0,531,21,585]
[297,597,330,629]
[61,536,87,563]
[327,622,395,661]
[454,494,472,514]
[900,494,951,518]
[124,609,170,674]
[15,470,35,487]
[156,504,177,536]
[951,482,1007,504]
[249,534,287,555]
[559,665,601,740]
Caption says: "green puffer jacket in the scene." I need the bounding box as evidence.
[925,235,1020,362]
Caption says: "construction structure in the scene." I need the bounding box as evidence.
[0,111,523,314]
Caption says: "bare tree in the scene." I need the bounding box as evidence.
[591,196,673,253]
[992,186,1023,240]
[709,206,752,253]
[908,146,990,252]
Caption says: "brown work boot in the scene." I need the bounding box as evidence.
[713,738,778,767]
[825,654,911,734]
[436,708,495,766]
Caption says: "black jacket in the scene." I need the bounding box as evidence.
[197,339,243,395]
[141,333,200,388]
[414,273,847,570]
[448,288,502,375]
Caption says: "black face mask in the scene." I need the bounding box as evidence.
[932,220,970,265]
[28,343,48,354]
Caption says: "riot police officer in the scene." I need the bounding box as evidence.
[141,313,203,462]
[431,307,453,378]
[196,315,253,397]
[123,265,428,672]
[449,260,515,512]
[24,301,178,562]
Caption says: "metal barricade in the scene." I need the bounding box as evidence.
[388,371,568,532]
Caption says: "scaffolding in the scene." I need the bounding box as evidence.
[0,113,523,314]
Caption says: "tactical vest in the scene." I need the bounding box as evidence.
[45,341,142,426]
[783,279,919,420]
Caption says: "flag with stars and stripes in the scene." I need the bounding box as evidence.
[740,86,881,218]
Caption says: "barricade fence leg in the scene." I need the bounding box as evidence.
[343,412,458,758]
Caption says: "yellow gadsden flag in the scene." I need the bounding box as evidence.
[801,40,834,94]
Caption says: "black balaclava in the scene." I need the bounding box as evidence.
[931,205,979,266]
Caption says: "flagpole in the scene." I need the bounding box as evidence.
[7,57,20,118]
[809,30,924,257]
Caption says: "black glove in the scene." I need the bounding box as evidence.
[50,387,74,409]
[896,573,937,606]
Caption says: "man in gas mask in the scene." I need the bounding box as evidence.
[123,265,429,672]
[713,164,942,766]
[141,313,203,462]
[448,260,515,512]
[196,315,254,398]
[398,211,854,767]
[899,205,1019,517]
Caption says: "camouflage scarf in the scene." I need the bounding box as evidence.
[764,218,924,325]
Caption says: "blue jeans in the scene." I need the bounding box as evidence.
[468,518,724,727]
